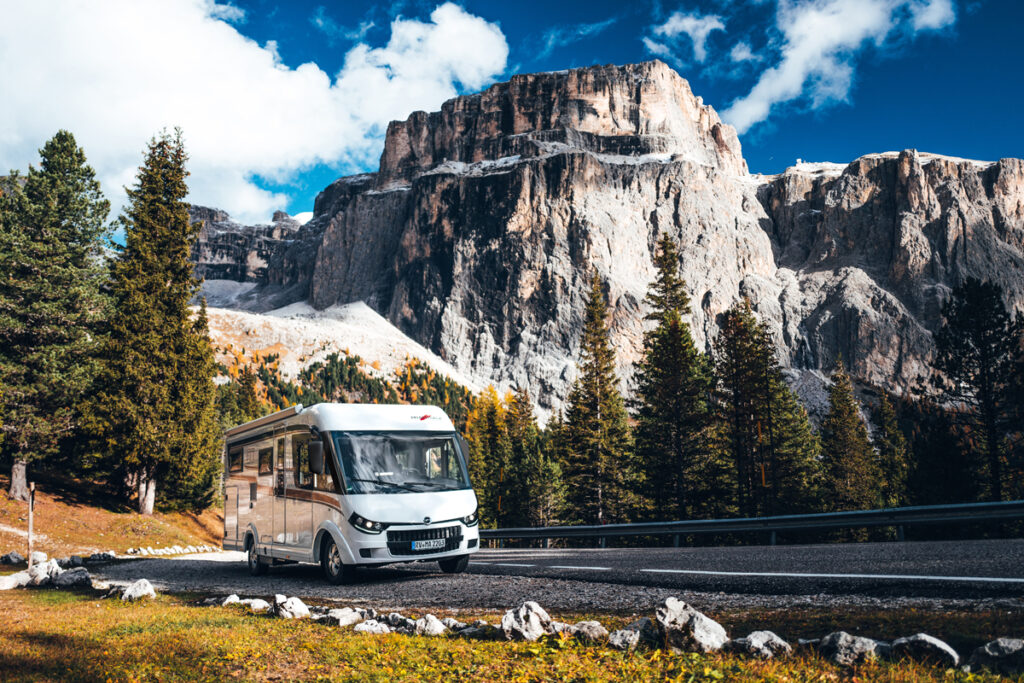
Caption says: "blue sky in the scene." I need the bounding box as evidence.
[1,1,1021,222]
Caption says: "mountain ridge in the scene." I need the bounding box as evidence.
[190,60,1024,416]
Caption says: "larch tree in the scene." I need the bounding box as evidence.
[563,271,635,525]
[464,385,512,528]
[0,131,110,501]
[932,278,1023,501]
[820,359,879,512]
[83,130,218,514]
[632,233,713,521]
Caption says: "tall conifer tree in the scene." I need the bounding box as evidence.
[84,131,217,514]
[820,359,879,512]
[464,386,512,527]
[872,393,909,508]
[0,131,110,500]
[506,387,563,527]
[932,278,1023,501]
[632,233,713,520]
[712,299,821,516]
[563,271,635,525]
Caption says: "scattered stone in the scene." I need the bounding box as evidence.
[459,624,503,640]
[550,621,579,637]
[574,621,610,644]
[609,629,642,651]
[727,631,792,659]
[87,552,115,562]
[56,557,73,569]
[28,559,64,586]
[386,612,416,631]
[201,597,221,606]
[52,567,91,588]
[501,601,554,641]
[655,597,728,653]
[0,571,31,591]
[819,632,890,666]
[1,551,25,565]
[965,638,1024,675]
[624,617,660,647]
[441,617,467,631]
[222,594,241,606]
[891,633,959,668]
[355,607,378,621]
[105,586,124,599]
[29,551,47,565]
[273,595,310,619]
[353,619,391,634]
[415,614,448,637]
[246,599,271,613]
[121,579,156,602]
[325,608,363,627]
[69,556,84,567]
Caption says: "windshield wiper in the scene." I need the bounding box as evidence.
[403,481,454,490]
[347,477,421,492]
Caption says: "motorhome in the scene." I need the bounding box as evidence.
[222,403,479,583]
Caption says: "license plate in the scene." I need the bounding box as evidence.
[413,538,446,551]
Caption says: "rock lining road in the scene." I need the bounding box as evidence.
[90,539,1024,613]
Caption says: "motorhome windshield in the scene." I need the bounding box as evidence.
[331,431,471,494]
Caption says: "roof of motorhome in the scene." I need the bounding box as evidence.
[305,403,456,433]
[224,403,457,440]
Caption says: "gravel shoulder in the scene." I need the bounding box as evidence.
[90,551,1024,614]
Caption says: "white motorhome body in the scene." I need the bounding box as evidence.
[222,403,479,582]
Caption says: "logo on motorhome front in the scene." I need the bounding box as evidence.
[413,414,440,421]
[423,517,431,524]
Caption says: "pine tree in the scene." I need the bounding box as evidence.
[932,278,1023,501]
[632,233,713,520]
[83,130,217,514]
[563,271,635,525]
[0,131,110,500]
[820,359,879,512]
[236,365,260,422]
[712,299,821,517]
[872,393,909,508]
[505,387,564,528]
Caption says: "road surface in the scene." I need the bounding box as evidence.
[90,539,1024,611]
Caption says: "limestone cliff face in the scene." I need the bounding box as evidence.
[192,61,1024,416]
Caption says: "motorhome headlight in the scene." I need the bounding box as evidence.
[348,513,388,534]
[461,508,479,526]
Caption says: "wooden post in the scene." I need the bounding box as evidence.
[27,482,35,570]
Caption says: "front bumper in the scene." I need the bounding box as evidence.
[349,521,479,563]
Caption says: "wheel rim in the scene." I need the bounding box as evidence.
[327,543,343,576]
[248,547,256,569]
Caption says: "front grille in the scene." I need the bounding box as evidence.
[387,525,462,556]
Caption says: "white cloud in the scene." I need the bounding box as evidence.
[311,6,375,44]
[651,11,726,63]
[722,0,955,134]
[729,41,761,62]
[293,211,314,225]
[538,17,618,59]
[0,1,508,223]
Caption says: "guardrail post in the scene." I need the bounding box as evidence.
[897,525,905,542]
[673,534,680,548]
[769,530,777,546]
[543,538,549,549]
[599,536,606,549]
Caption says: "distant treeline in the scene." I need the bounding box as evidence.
[2,130,1022,526]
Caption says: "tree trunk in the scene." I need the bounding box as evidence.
[138,469,156,515]
[8,458,29,502]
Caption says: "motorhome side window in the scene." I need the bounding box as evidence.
[228,446,243,473]
[258,447,273,475]
[293,434,336,492]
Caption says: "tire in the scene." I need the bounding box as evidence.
[321,537,356,585]
[247,539,268,576]
[438,554,469,574]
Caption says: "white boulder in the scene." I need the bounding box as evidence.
[965,638,1024,675]
[28,559,63,586]
[325,608,363,627]
[222,594,241,606]
[121,578,156,602]
[609,629,641,651]
[501,601,554,641]
[891,633,959,667]
[655,598,728,653]
[353,619,391,634]
[415,614,448,637]
[574,621,610,644]
[29,551,47,565]
[274,595,310,619]
[728,631,793,659]
[0,571,31,590]
[819,631,890,666]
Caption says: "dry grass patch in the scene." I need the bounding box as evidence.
[1,590,1021,682]
[0,474,222,558]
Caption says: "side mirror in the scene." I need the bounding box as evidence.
[309,440,325,475]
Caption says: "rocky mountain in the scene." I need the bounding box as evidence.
[191,60,1024,417]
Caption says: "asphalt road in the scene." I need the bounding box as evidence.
[89,539,1024,611]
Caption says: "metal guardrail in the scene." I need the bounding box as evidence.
[479,500,1024,547]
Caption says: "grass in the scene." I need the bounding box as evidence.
[1,590,1021,682]
[0,474,223,558]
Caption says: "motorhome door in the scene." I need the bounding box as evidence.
[273,436,287,545]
